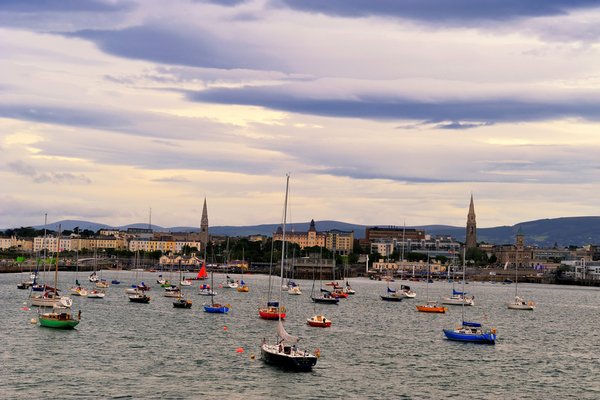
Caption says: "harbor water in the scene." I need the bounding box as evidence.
[2,271,600,399]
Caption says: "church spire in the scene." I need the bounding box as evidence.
[466,193,477,250]
[200,197,209,248]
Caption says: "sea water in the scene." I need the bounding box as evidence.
[2,271,600,399]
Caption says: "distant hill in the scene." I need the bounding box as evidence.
[5,216,600,247]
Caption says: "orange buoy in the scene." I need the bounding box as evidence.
[223,326,228,331]
[236,347,244,353]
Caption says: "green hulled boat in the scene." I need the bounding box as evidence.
[39,310,80,329]
[38,225,81,330]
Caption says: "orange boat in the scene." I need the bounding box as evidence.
[416,302,448,313]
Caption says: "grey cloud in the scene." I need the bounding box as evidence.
[434,121,494,130]
[0,0,134,13]
[316,167,456,183]
[68,25,285,71]
[188,85,600,124]
[9,161,92,184]
[276,0,599,23]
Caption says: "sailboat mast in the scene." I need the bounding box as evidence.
[461,247,466,322]
[515,249,519,297]
[54,225,61,292]
[279,174,290,317]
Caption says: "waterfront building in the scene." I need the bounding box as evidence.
[365,226,425,243]
[325,229,354,255]
[273,219,325,249]
[0,236,32,251]
[158,254,203,267]
[128,239,202,253]
[466,194,477,250]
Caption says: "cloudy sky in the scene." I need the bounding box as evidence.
[1,0,600,230]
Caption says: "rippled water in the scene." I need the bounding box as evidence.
[2,270,600,399]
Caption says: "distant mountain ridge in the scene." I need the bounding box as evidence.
[5,216,600,247]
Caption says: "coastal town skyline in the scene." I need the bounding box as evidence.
[2,1,600,229]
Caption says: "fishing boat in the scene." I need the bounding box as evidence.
[443,249,497,344]
[38,227,80,330]
[261,174,318,372]
[507,253,535,310]
[203,272,229,313]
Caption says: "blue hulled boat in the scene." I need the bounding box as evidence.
[443,321,496,344]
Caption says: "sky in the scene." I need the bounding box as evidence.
[1,0,600,230]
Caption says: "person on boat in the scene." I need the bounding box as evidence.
[278,344,283,353]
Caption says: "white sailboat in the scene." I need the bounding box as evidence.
[507,252,535,310]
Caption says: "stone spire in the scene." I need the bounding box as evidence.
[200,197,209,247]
[465,194,477,250]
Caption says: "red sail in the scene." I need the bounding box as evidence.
[197,262,208,279]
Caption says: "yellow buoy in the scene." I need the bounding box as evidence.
[30,318,37,324]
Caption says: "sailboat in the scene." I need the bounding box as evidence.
[380,269,403,302]
[236,249,250,292]
[173,260,192,309]
[507,253,535,310]
[259,238,286,320]
[311,253,339,304]
[38,227,81,329]
[261,174,318,371]
[443,249,497,344]
[442,262,475,306]
[69,251,88,297]
[307,261,332,328]
[416,254,447,313]
[203,271,229,313]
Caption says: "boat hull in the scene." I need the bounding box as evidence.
[173,300,192,308]
[261,344,317,372]
[129,295,150,303]
[507,303,535,310]
[203,305,229,313]
[259,310,286,320]
[416,305,447,313]
[381,295,403,302]
[311,296,339,304]
[307,316,331,327]
[442,297,474,306]
[443,329,496,344]
[39,314,79,329]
